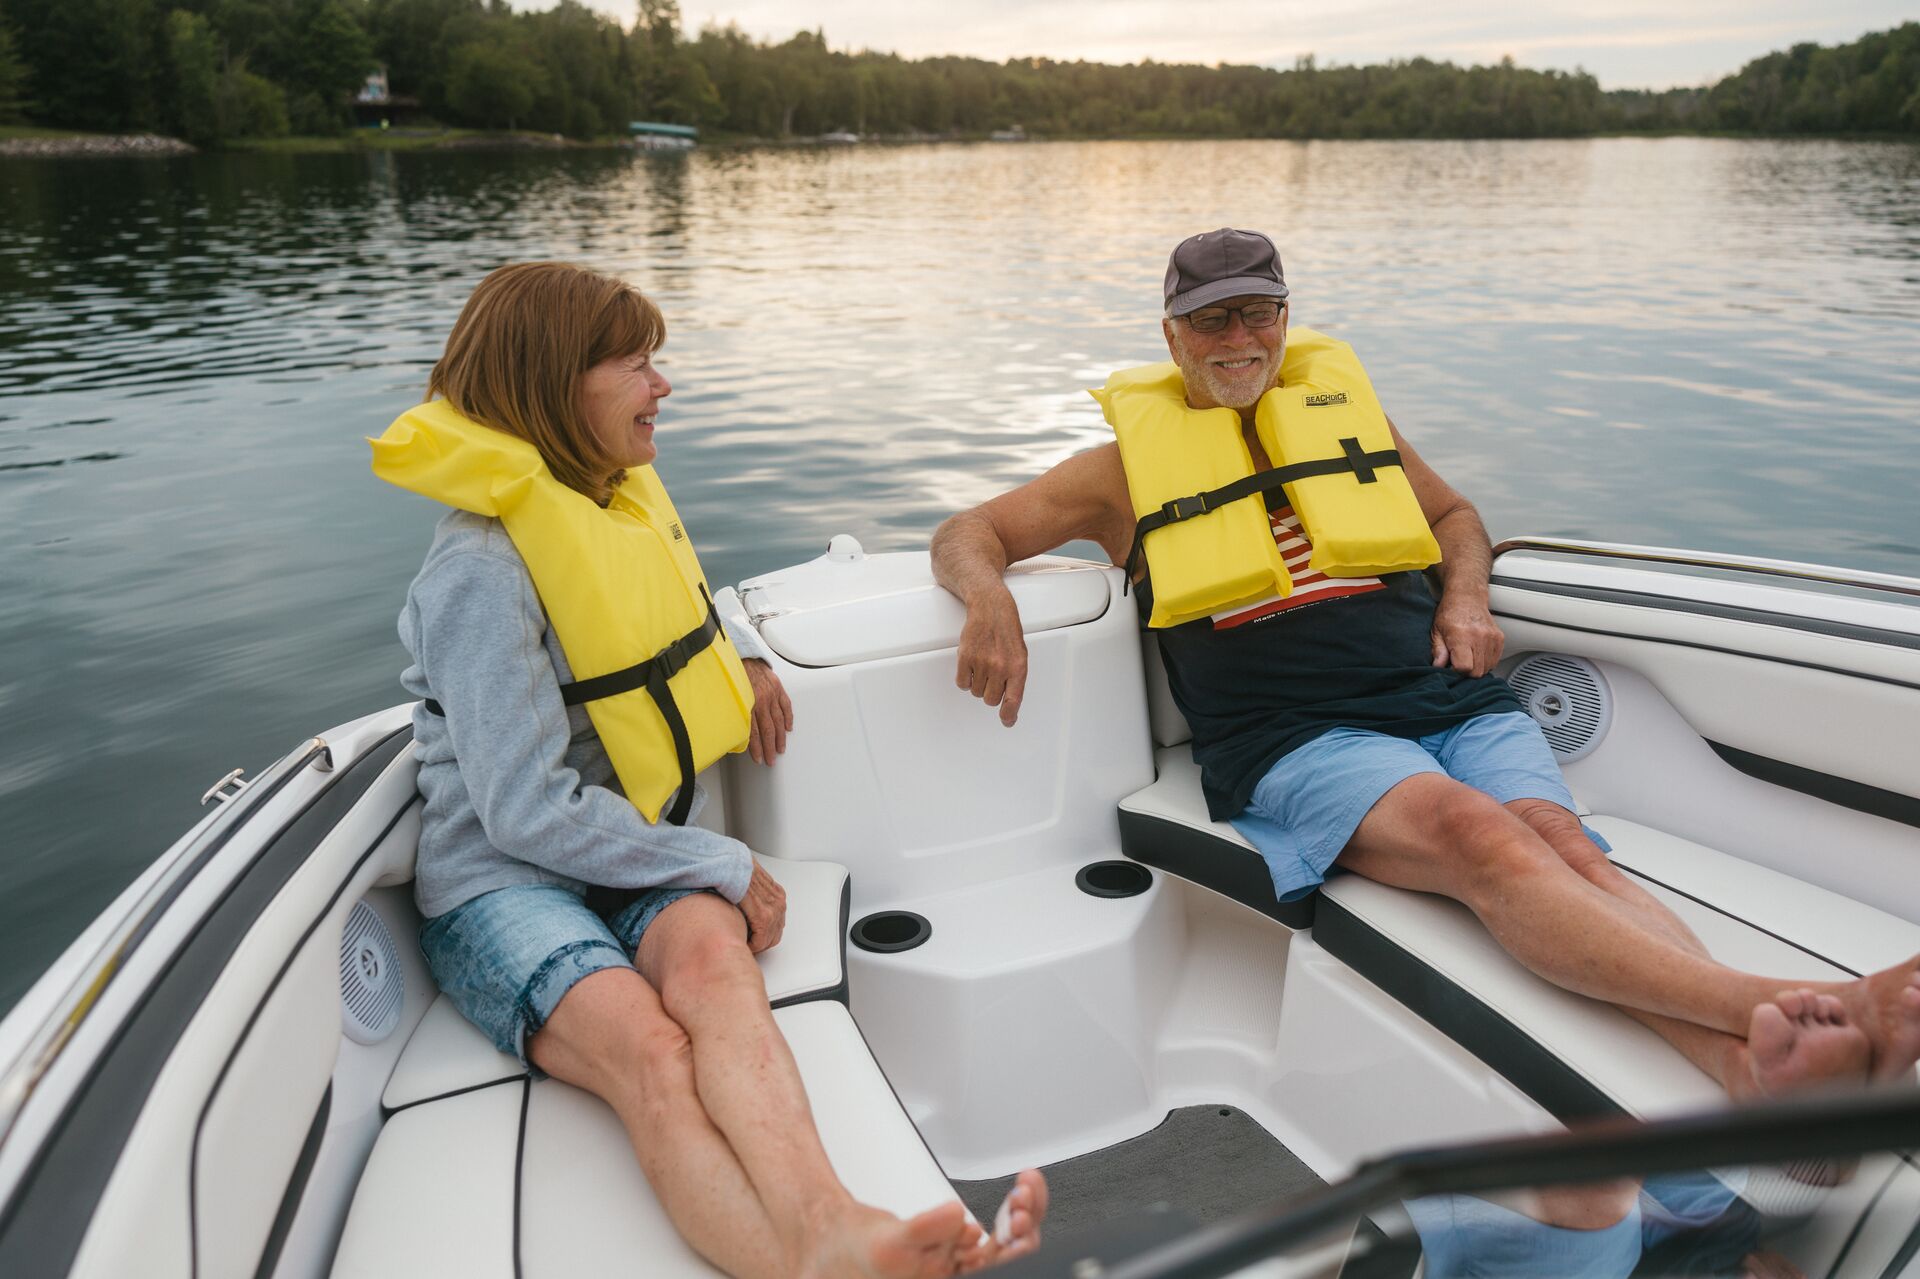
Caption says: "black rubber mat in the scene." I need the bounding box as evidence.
[950,1104,1324,1238]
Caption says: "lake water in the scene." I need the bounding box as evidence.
[3,137,1918,1013]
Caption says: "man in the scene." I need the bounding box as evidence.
[931,227,1920,1102]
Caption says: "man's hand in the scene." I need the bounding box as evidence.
[742,658,793,765]
[1430,593,1506,678]
[956,594,1028,727]
[737,861,786,954]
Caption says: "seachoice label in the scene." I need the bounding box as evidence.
[1304,392,1349,407]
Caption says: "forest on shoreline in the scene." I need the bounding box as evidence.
[0,0,1915,149]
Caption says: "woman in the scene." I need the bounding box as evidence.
[372,262,1045,1279]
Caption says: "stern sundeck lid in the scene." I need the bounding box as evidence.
[738,541,1112,668]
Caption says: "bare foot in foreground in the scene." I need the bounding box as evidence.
[1733,990,1870,1102]
[802,1200,975,1279]
[959,1169,1051,1271]
[1834,958,1920,1082]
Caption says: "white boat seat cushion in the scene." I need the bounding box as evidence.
[383,856,850,1111]
[1117,747,1315,928]
[333,1001,960,1279]
[1316,815,1920,1120]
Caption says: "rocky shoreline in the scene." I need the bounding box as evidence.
[0,133,197,158]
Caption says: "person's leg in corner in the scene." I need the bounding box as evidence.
[1427,711,1878,1096]
[1334,771,1915,1084]
[1504,797,1868,1100]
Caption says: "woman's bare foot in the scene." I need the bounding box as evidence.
[957,1169,1051,1272]
[1834,957,1920,1082]
[800,1200,974,1279]
[1732,990,1870,1102]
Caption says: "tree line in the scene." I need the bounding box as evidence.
[0,0,1914,147]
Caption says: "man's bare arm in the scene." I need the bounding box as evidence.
[1387,418,1504,677]
[931,444,1131,726]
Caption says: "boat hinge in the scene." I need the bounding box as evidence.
[200,767,250,807]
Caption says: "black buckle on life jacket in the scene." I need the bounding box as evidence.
[418,588,725,827]
[1161,493,1211,523]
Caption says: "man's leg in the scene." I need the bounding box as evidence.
[1506,797,1875,1095]
[1505,799,1710,958]
[1335,772,1920,1075]
[635,892,1004,1278]
[528,967,788,1279]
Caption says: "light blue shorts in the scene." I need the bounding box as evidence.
[1405,1192,1643,1278]
[1402,1170,1743,1277]
[419,883,709,1064]
[1229,711,1610,902]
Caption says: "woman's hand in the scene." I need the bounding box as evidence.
[738,861,786,954]
[743,658,794,765]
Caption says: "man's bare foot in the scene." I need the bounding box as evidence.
[1833,957,1920,1082]
[1732,990,1870,1102]
[800,1200,973,1279]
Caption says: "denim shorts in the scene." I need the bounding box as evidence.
[419,882,708,1064]
[1228,711,1610,902]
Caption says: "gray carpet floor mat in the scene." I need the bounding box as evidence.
[951,1104,1324,1239]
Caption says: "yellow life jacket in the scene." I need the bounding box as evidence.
[1094,327,1442,629]
[370,399,754,825]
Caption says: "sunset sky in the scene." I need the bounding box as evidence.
[656,1,1914,90]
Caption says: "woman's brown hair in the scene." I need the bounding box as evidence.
[429,262,664,503]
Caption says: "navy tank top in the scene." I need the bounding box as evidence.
[1143,496,1520,820]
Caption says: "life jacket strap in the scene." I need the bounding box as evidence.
[420,587,726,826]
[1123,441,1404,591]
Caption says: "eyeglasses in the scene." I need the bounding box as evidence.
[1184,302,1284,333]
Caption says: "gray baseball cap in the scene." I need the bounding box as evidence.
[1163,227,1289,316]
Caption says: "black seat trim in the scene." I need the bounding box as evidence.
[1312,891,1625,1123]
[1117,809,1317,929]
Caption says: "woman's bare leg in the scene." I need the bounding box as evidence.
[528,967,786,1279]
[637,892,983,1279]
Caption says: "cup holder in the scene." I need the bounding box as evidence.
[1076,860,1153,899]
[850,910,932,954]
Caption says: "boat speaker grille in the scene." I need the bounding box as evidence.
[340,900,404,1045]
[1507,654,1611,763]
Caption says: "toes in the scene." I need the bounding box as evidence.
[1019,1168,1051,1218]
[1750,1001,1789,1041]
[1776,989,1808,1019]
[1817,994,1848,1024]
[954,1230,996,1274]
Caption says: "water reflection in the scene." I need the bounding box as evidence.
[2,138,1918,1010]
[1384,1153,1920,1278]
[1404,1171,1753,1277]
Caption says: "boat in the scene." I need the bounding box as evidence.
[2,535,1917,1277]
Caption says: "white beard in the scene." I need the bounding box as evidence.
[1171,332,1286,411]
